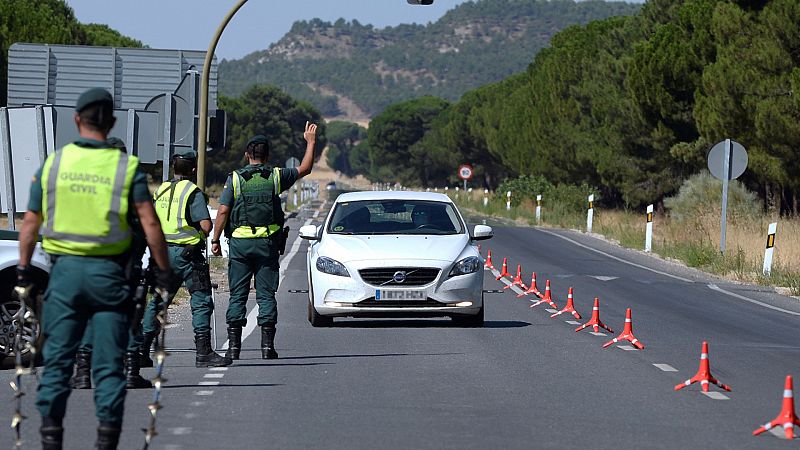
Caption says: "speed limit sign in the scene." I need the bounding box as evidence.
[458,164,473,181]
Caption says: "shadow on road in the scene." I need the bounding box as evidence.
[231,362,335,367]
[163,383,284,389]
[277,352,464,360]
[330,319,531,328]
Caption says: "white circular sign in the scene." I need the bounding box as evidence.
[458,164,473,181]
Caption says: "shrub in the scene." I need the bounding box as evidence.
[664,171,760,223]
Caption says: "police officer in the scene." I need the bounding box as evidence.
[70,136,154,390]
[141,148,231,367]
[211,122,317,359]
[16,88,174,450]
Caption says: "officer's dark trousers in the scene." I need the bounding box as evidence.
[36,256,130,426]
[226,236,279,327]
[142,245,214,335]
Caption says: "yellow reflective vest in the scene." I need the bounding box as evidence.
[153,179,204,245]
[41,143,139,256]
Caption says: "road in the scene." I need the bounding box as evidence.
[3,199,799,449]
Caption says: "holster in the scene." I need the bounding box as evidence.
[279,226,290,255]
[184,243,211,293]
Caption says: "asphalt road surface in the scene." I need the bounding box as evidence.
[3,199,799,449]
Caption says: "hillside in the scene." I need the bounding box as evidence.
[219,0,641,121]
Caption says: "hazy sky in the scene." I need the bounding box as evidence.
[65,0,645,61]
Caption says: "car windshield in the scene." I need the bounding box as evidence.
[327,199,464,235]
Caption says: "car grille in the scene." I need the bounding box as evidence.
[355,299,446,308]
[358,267,441,286]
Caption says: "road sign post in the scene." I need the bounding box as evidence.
[506,191,511,211]
[645,204,653,252]
[708,139,748,254]
[587,194,594,233]
[483,189,488,208]
[458,164,473,193]
[535,195,542,224]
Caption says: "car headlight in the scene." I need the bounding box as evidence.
[316,256,350,277]
[449,256,481,276]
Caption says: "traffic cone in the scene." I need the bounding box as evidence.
[517,272,543,298]
[495,258,511,280]
[530,280,558,309]
[550,287,581,319]
[602,308,644,349]
[753,375,800,440]
[674,341,731,393]
[504,265,527,290]
[484,250,495,270]
[575,298,613,333]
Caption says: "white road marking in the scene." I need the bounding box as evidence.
[545,308,558,313]
[312,210,320,218]
[702,392,729,400]
[169,427,192,435]
[538,229,694,283]
[199,381,220,386]
[190,401,206,407]
[565,320,581,325]
[590,276,618,281]
[708,284,800,317]
[208,367,228,371]
[617,345,638,351]
[589,332,607,337]
[203,373,225,378]
[653,364,678,372]
[194,390,214,396]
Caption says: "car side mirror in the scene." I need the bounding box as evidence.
[471,225,493,241]
[299,225,320,240]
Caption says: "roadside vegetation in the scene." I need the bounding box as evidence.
[450,173,800,296]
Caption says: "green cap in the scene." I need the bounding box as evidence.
[173,148,197,160]
[75,88,113,113]
[106,136,126,150]
[246,135,268,148]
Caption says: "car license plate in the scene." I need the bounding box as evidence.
[375,290,426,301]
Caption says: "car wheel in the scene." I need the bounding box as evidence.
[308,300,333,327]
[452,303,484,328]
[0,268,46,370]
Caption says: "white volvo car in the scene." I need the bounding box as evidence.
[300,191,492,327]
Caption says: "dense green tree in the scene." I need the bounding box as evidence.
[211,85,327,184]
[325,121,367,176]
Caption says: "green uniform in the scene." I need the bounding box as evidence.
[142,179,213,335]
[219,164,297,327]
[30,137,149,426]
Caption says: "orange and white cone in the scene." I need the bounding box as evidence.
[495,257,511,280]
[674,341,731,393]
[575,297,613,333]
[753,375,800,440]
[550,287,581,319]
[484,250,495,270]
[530,280,558,309]
[517,272,543,299]
[504,264,527,290]
[602,308,644,349]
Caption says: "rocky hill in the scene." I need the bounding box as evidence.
[219,0,641,121]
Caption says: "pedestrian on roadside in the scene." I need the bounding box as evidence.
[140,148,232,368]
[16,88,174,450]
[211,122,317,359]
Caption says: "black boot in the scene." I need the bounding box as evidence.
[140,332,155,368]
[261,325,278,359]
[195,332,232,367]
[70,349,92,389]
[41,418,64,450]
[225,325,242,360]
[95,423,121,450]
[124,351,152,389]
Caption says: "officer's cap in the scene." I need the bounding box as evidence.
[75,88,113,113]
[106,137,126,150]
[246,135,269,149]
[173,148,198,160]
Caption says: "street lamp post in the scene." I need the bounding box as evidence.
[197,0,249,191]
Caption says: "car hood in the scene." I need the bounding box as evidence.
[322,234,469,263]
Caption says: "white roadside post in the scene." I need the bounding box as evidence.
[483,189,488,208]
[455,186,459,200]
[586,194,594,233]
[762,222,777,276]
[535,195,542,224]
[645,204,654,252]
[506,191,511,211]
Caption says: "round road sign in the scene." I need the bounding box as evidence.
[707,140,747,180]
[458,164,473,181]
